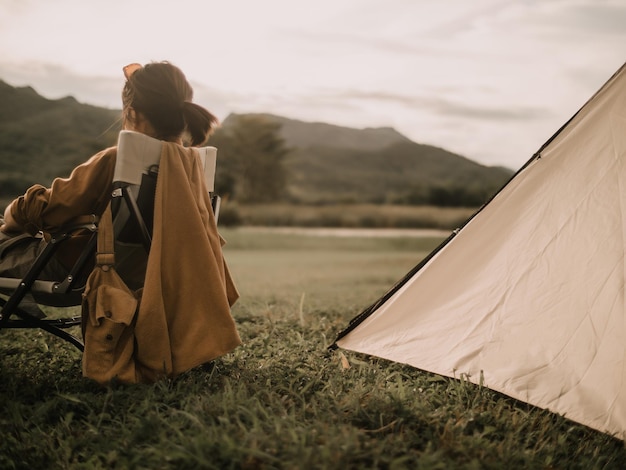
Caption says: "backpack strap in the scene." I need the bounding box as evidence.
[96,204,115,269]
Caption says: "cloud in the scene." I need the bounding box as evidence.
[0,0,624,169]
[324,89,550,122]
[0,59,235,119]
[532,0,626,36]
[0,61,117,106]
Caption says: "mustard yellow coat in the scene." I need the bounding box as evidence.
[133,142,241,381]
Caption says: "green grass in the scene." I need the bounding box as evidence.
[1,228,625,469]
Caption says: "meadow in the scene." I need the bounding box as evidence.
[220,203,476,230]
[1,228,625,469]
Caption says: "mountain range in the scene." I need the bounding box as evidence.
[0,79,513,205]
[222,113,513,204]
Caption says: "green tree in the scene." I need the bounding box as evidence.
[211,115,290,203]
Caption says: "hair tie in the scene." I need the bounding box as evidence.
[123,63,142,80]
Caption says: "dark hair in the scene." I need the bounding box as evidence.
[122,61,218,146]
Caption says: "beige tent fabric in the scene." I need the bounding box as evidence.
[337,62,626,439]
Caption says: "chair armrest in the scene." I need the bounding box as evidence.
[48,215,99,241]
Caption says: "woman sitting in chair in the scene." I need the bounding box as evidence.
[0,61,241,384]
[1,62,213,280]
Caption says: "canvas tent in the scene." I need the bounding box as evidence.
[333,62,626,439]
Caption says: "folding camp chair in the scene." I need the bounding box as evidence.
[0,130,220,352]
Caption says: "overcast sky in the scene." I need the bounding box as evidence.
[0,0,624,169]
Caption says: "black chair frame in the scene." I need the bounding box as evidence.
[0,143,220,353]
[0,182,152,352]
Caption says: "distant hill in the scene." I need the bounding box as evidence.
[234,113,414,151]
[0,80,119,199]
[0,81,513,206]
[223,113,513,204]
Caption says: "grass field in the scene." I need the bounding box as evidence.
[1,228,625,469]
[221,203,477,230]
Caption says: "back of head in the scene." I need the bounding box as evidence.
[122,61,218,146]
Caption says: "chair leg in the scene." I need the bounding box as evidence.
[0,234,85,352]
[0,297,84,351]
[0,236,63,327]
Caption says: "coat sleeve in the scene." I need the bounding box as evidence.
[7,147,117,235]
